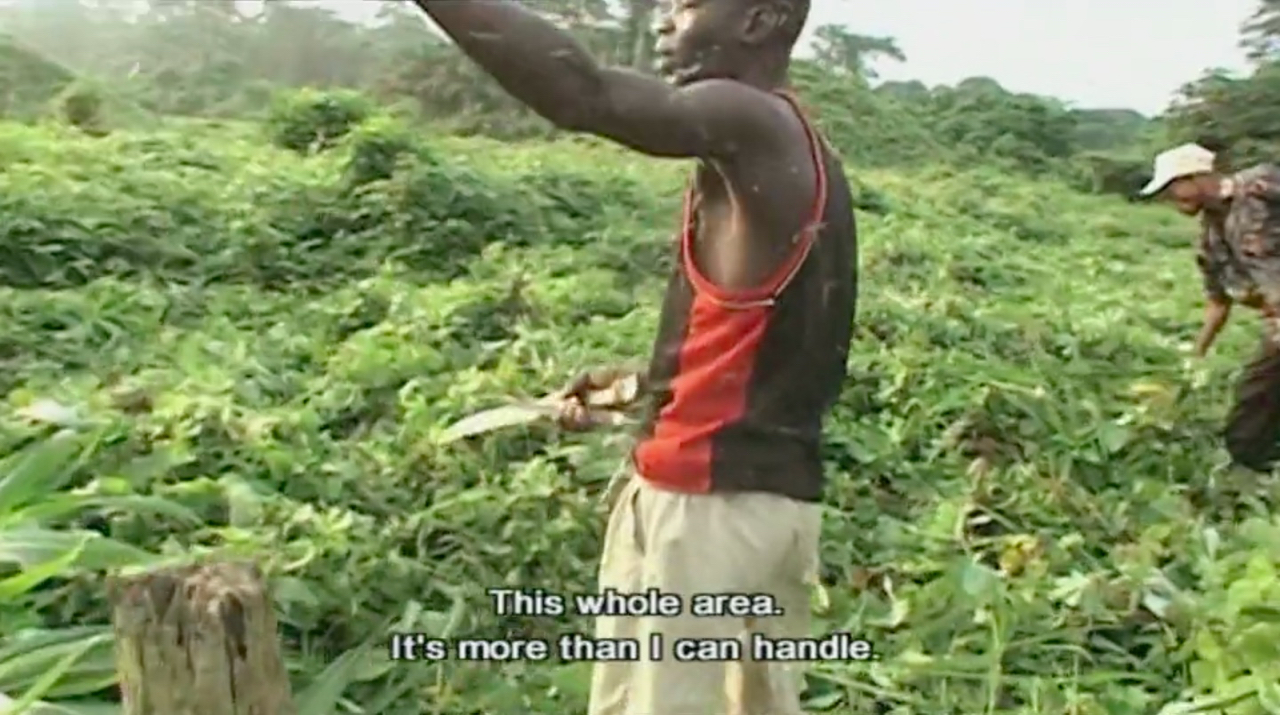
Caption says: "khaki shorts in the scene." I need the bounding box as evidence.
[588,474,822,715]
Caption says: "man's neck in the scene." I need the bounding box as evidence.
[734,59,789,91]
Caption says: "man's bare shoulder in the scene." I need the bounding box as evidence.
[674,79,807,148]
[586,73,805,160]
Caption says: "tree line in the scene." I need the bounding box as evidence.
[1,0,1277,195]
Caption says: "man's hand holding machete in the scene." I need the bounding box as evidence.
[556,366,645,432]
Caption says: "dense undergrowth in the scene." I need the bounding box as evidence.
[3,111,1280,714]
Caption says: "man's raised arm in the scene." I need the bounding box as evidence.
[410,0,780,159]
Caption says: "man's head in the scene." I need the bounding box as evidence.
[654,0,808,86]
[1139,143,1222,216]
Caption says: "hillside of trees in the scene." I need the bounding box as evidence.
[3,0,1273,196]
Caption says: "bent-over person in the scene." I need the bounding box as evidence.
[1141,143,1280,471]
[411,1,858,713]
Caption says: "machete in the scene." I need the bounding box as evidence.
[438,373,639,443]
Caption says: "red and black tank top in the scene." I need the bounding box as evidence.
[631,92,857,502]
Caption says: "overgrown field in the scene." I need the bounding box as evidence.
[3,115,1280,714]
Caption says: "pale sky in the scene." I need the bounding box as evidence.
[844,0,1256,114]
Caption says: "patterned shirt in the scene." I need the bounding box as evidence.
[1198,163,1280,312]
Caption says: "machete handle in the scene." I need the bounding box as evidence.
[579,372,641,410]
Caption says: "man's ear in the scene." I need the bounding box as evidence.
[740,1,785,45]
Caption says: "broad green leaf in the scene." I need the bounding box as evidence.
[0,628,114,692]
[294,643,374,715]
[0,538,87,601]
[0,693,118,715]
[0,633,107,715]
[12,494,201,526]
[0,432,81,518]
[0,528,157,570]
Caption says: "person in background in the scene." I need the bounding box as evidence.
[1140,142,1280,471]
[411,1,857,713]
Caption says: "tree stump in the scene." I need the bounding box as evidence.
[107,560,296,715]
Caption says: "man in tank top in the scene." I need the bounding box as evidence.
[415,1,857,712]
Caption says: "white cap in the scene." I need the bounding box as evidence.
[1138,143,1216,196]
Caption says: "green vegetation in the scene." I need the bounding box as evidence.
[4,0,1280,713]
